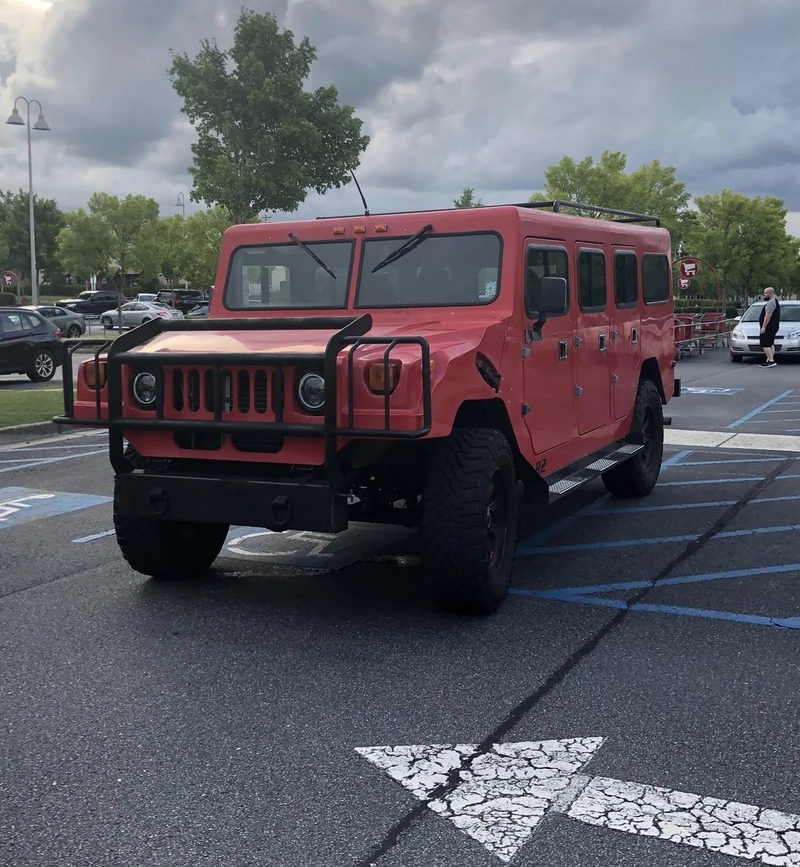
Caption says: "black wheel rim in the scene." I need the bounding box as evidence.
[487,472,509,569]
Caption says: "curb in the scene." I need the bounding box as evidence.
[0,420,60,445]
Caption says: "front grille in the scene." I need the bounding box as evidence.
[171,367,271,416]
[174,431,223,451]
[230,432,284,453]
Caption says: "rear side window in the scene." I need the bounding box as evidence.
[22,313,42,329]
[525,246,569,318]
[0,312,28,334]
[578,250,606,311]
[614,252,638,308]
[643,254,670,304]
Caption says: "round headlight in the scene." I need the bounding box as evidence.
[132,371,158,408]
[297,371,325,413]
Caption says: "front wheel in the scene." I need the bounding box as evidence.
[602,379,664,498]
[730,353,743,363]
[27,349,56,382]
[66,324,81,338]
[101,316,112,328]
[421,428,518,615]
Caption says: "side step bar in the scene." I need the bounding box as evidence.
[546,443,644,502]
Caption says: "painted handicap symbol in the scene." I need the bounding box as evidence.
[511,563,800,630]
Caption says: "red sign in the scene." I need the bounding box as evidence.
[677,276,691,290]
[1,271,17,288]
[679,259,698,279]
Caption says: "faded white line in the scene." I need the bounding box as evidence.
[666,428,800,454]
[0,449,107,474]
[72,529,116,544]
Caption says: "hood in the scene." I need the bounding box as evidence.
[129,316,508,365]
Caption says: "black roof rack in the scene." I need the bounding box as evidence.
[514,200,661,227]
[312,200,661,226]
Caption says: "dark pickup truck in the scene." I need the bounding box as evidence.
[57,290,126,316]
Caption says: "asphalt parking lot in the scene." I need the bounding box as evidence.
[2,349,799,867]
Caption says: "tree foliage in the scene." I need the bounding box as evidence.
[57,193,160,285]
[529,150,692,242]
[685,190,800,304]
[168,8,370,224]
[0,190,65,284]
[453,186,483,208]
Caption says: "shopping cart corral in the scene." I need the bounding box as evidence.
[674,312,729,359]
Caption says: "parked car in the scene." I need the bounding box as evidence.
[57,289,126,317]
[21,304,86,338]
[729,300,800,362]
[136,293,158,303]
[156,289,209,314]
[100,301,185,329]
[185,303,209,318]
[0,307,63,382]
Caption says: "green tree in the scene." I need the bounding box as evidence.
[175,206,240,289]
[686,190,800,307]
[453,186,483,208]
[530,151,691,242]
[0,190,65,285]
[57,193,160,289]
[168,8,370,224]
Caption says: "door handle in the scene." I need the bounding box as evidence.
[558,340,568,361]
[599,334,607,352]
[632,328,639,344]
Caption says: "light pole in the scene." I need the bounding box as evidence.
[175,192,185,218]
[6,97,50,307]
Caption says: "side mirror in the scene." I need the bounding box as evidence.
[538,276,568,315]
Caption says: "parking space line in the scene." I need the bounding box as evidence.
[72,529,116,544]
[660,476,764,486]
[661,449,693,468]
[592,493,800,516]
[726,389,794,429]
[0,450,107,474]
[668,457,789,466]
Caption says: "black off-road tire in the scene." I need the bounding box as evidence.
[421,428,518,615]
[113,448,229,580]
[27,348,56,382]
[602,378,664,498]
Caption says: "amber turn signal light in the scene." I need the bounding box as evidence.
[84,361,107,389]
[366,361,401,394]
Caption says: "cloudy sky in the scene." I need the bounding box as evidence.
[1,0,799,236]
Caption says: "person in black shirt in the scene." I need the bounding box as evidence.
[759,287,780,368]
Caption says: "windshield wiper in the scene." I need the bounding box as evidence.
[371,223,434,273]
[288,233,337,280]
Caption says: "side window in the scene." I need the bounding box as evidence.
[614,252,639,308]
[578,249,606,311]
[23,313,42,329]
[643,254,670,304]
[0,312,27,334]
[525,246,569,318]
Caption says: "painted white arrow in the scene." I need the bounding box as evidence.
[356,739,800,864]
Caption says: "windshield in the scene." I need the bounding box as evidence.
[224,241,354,309]
[741,303,800,322]
[357,232,502,308]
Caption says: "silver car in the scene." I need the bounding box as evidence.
[22,304,86,338]
[729,300,800,362]
[100,301,184,329]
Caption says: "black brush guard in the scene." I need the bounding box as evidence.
[55,314,432,533]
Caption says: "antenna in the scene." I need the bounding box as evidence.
[349,167,370,216]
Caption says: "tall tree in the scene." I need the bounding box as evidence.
[168,8,370,224]
[530,151,691,242]
[175,206,242,289]
[686,190,800,306]
[0,190,65,285]
[453,187,484,208]
[56,193,161,288]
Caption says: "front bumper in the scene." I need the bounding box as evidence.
[116,470,348,532]
[729,334,800,356]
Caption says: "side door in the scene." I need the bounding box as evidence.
[522,242,575,454]
[0,311,34,373]
[610,248,641,420]
[574,245,612,435]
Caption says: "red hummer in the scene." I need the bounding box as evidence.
[57,201,679,614]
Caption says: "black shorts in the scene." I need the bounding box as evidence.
[760,332,777,348]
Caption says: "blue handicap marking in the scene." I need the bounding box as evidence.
[682,387,743,396]
[510,563,800,630]
[0,486,112,530]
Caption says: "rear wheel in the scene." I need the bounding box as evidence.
[27,348,56,382]
[66,324,81,338]
[101,315,113,328]
[113,449,229,580]
[421,428,517,614]
[602,378,664,498]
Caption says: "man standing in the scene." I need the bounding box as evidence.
[759,287,780,368]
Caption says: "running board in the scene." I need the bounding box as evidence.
[546,443,644,502]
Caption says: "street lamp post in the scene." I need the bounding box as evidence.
[6,97,50,307]
[175,192,185,218]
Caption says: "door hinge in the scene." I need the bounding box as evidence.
[521,347,531,359]
[522,403,532,416]
[574,335,584,348]
[611,329,619,340]
[611,373,619,384]
[575,386,583,397]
